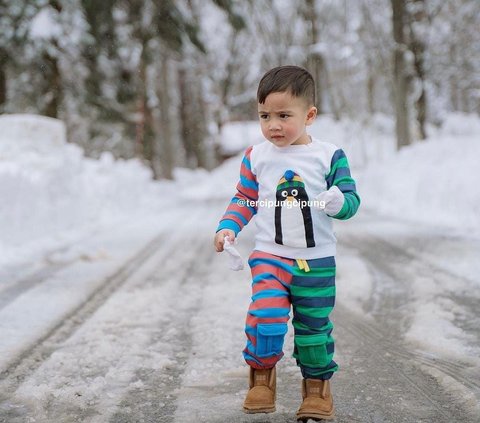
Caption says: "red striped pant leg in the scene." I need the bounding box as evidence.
[243,250,293,369]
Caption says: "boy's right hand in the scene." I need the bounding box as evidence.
[214,230,236,252]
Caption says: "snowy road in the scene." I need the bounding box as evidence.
[1,202,479,423]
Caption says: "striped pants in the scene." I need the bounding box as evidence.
[243,250,338,380]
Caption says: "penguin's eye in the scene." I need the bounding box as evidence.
[281,190,288,197]
[291,189,298,196]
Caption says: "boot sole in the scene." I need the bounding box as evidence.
[296,408,335,421]
[243,406,276,414]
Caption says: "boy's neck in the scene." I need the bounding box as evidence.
[292,134,312,145]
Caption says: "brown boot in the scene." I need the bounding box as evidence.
[242,366,276,413]
[296,378,335,421]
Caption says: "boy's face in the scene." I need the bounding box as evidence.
[258,91,317,147]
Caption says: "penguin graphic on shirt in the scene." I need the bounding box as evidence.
[274,170,315,248]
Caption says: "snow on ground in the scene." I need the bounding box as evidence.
[0,218,165,373]
[0,114,213,376]
[10,208,208,422]
[334,245,373,316]
[1,112,480,412]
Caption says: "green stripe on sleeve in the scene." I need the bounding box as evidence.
[325,157,349,179]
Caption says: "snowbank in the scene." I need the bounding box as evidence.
[359,113,480,235]
[0,114,175,269]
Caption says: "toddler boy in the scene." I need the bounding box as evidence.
[214,65,360,421]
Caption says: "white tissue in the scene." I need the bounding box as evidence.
[223,236,244,271]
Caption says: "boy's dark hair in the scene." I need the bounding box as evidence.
[257,65,315,106]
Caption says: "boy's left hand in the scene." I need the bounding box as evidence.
[214,229,235,252]
[314,186,344,216]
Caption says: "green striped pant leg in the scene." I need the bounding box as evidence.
[291,256,338,380]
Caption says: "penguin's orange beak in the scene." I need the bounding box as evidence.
[286,196,295,203]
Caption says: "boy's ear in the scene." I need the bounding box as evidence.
[305,106,317,125]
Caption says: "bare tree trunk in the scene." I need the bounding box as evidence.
[193,80,209,169]
[135,52,146,158]
[391,0,411,149]
[0,49,6,113]
[42,0,63,119]
[178,67,193,167]
[307,54,326,114]
[449,43,459,111]
[408,0,427,140]
[40,52,61,118]
[155,50,175,180]
[136,44,158,177]
[135,95,144,157]
[367,57,375,115]
[461,87,470,113]
[177,66,209,169]
[304,0,325,114]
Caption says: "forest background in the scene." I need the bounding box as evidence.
[0,0,478,179]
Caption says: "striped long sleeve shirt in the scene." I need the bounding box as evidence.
[216,138,360,259]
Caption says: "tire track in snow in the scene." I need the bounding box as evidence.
[335,229,480,421]
[0,204,217,422]
[335,304,476,422]
[0,229,108,308]
[347,312,480,391]
[341,233,480,392]
[108,238,215,423]
[0,231,167,407]
[0,261,71,310]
